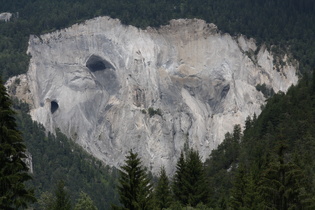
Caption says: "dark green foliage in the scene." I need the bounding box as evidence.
[229,164,263,209]
[148,107,162,117]
[244,116,253,130]
[173,149,208,207]
[39,185,98,210]
[38,191,54,210]
[204,125,242,208]
[185,149,208,207]
[229,164,248,209]
[312,70,315,93]
[53,180,72,210]
[74,191,98,210]
[117,150,153,210]
[256,83,275,98]
[172,152,187,205]
[155,166,172,209]
[205,76,315,209]
[0,80,36,209]
[12,100,119,210]
[258,143,314,210]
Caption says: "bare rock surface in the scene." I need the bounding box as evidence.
[0,12,12,22]
[6,17,298,174]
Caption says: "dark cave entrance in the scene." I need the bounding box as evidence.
[87,60,106,71]
[86,55,114,72]
[51,101,59,114]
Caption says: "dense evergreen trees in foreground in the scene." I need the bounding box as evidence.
[114,151,154,210]
[203,75,315,209]
[0,79,36,209]
[37,180,98,210]
[115,149,209,209]
[1,1,315,209]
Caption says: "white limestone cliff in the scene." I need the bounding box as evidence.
[6,17,298,174]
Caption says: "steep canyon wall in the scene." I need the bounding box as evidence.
[6,17,298,174]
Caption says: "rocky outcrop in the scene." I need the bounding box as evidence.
[0,12,12,22]
[6,17,298,174]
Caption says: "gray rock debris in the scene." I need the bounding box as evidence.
[6,17,298,175]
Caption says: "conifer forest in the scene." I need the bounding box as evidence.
[1,0,315,209]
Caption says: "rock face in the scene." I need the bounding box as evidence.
[6,17,298,174]
[0,12,12,22]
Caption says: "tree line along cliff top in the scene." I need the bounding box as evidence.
[0,0,315,81]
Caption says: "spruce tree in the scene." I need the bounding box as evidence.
[117,150,153,210]
[173,149,208,207]
[185,149,208,207]
[172,151,187,205]
[38,191,54,210]
[229,164,247,209]
[0,80,36,209]
[155,166,172,209]
[229,164,263,209]
[258,143,314,210]
[244,116,252,130]
[74,191,97,210]
[53,180,72,210]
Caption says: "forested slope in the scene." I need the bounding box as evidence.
[1,0,315,209]
[205,76,315,208]
[13,101,119,209]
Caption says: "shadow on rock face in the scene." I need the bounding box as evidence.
[86,54,120,95]
[86,54,114,72]
[51,101,59,114]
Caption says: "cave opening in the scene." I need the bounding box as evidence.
[86,55,114,72]
[51,101,59,114]
[87,60,106,71]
